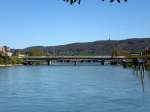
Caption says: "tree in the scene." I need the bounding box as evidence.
[0,52,11,64]
[63,0,128,5]
[27,48,48,56]
[11,56,23,64]
[112,48,118,57]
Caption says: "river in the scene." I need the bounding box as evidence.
[0,65,150,112]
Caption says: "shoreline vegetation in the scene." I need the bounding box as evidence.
[0,54,150,70]
[1,38,150,70]
[0,52,23,66]
[145,60,150,70]
[0,57,150,70]
[0,64,23,67]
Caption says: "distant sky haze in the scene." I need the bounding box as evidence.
[0,0,150,48]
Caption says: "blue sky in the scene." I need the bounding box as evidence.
[0,0,150,48]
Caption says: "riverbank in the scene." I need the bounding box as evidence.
[0,64,12,67]
[0,64,23,67]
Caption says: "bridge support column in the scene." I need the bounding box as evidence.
[27,61,32,65]
[47,60,50,65]
[23,61,32,65]
[101,60,105,65]
[74,61,77,65]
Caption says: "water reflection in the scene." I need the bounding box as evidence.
[133,65,145,93]
[1,66,150,112]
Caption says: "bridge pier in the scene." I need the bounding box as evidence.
[73,61,77,65]
[23,56,127,66]
[23,61,32,65]
[101,60,105,65]
[47,60,51,65]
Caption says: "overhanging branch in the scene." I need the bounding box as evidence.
[63,0,128,5]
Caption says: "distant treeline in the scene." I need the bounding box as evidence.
[2,38,150,68]
[15,38,150,56]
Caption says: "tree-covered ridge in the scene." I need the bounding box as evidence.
[63,0,128,5]
[21,38,150,56]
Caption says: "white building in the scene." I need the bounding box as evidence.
[0,46,5,52]
[6,52,13,57]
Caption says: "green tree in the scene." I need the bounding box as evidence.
[11,56,23,64]
[0,53,11,65]
[112,48,118,57]
[27,48,48,56]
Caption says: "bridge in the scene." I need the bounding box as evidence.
[22,56,126,65]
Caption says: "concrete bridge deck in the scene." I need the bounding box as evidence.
[22,56,126,65]
[21,56,148,67]
[23,56,126,60]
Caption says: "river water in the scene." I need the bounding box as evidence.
[0,65,150,112]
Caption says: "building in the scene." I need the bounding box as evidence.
[0,46,10,53]
[0,45,12,57]
[0,46,6,53]
[6,52,13,57]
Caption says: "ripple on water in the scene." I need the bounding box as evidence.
[0,65,150,112]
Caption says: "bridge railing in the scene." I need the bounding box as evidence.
[23,56,126,59]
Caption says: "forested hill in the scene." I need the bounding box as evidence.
[21,38,150,56]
